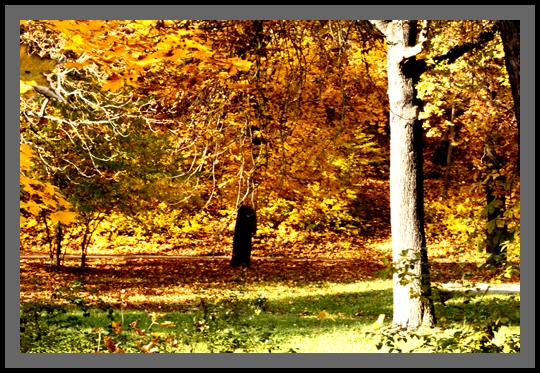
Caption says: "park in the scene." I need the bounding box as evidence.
[18,18,521,355]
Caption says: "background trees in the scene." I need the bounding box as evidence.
[20,20,392,257]
[19,19,520,329]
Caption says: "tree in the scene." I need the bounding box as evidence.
[20,20,391,256]
[369,20,505,329]
[370,20,436,329]
[230,205,257,268]
[412,20,519,268]
[483,20,520,267]
[498,21,520,142]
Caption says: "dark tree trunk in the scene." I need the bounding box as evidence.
[55,223,63,271]
[371,20,436,330]
[480,21,519,267]
[81,223,89,271]
[442,107,456,199]
[230,205,257,268]
[498,21,520,140]
[485,172,510,267]
[482,141,512,267]
[42,211,55,270]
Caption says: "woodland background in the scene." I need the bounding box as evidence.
[19,20,520,271]
[7,5,534,366]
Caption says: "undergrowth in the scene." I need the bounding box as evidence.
[20,278,519,353]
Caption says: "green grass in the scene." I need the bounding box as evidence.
[20,279,520,353]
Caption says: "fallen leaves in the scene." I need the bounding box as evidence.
[103,335,125,353]
[111,321,123,334]
[317,310,335,321]
[137,341,159,353]
[19,255,519,313]
[372,314,386,330]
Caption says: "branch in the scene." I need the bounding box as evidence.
[409,23,498,78]
[32,82,67,104]
[432,25,497,66]
[403,20,429,59]
[369,20,390,36]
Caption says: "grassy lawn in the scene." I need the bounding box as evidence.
[20,274,520,353]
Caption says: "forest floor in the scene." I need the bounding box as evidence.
[19,174,521,302]
[19,251,520,311]
[20,253,521,293]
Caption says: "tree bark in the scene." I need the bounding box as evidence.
[230,205,257,268]
[365,20,504,328]
[498,21,520,139]
[442,107,456,200]
[371,20,436,330]
[481,20,520,267]
[81,222,89,271]
[485,171,510,267]
[55,223,63,271]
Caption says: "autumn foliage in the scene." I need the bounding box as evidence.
[19,20,519,276]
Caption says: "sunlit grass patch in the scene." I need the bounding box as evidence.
[20,275,519,353]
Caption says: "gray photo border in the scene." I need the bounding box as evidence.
[7,5,534,368]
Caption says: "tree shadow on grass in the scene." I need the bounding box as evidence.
[20,257,519,318]
[20,282,520,353]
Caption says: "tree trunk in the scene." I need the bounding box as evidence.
[442,108,456,200]
[498,21,520,140]
[81,222,89,271]
[55,223,63,271]
[485,171,510,267]
[481,20,520,268]
[371,20,436,330]
[230,205,257,268]
[482,140,511,267]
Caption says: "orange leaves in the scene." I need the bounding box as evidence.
[40,19,253,97]
[18,21,519,278]
[102,335,116,352]
[227,57,253,72]
[227,81,254,90]
[20,144,78,226]
[20,144,35,169]
[158,321,176,327]
[130,320,147,336]
[101,74,124,92]
[134,48,189,68]
[184,39,211,53]
[63,61,90,69]
[136,340,159,353]
[317,310,335,321]
[49,211,78,225]
[82,309,174,353]
[19,255,519,327]
[102,335,125,353]
[111,321,123,334]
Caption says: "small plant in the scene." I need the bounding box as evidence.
[186,293,275,353]
[367,317,520,353]
[19,270,519,353]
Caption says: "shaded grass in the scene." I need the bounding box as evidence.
[20,278,520,353]
[19,257,520,311]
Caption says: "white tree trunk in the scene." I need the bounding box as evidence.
[371,20,435,329]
